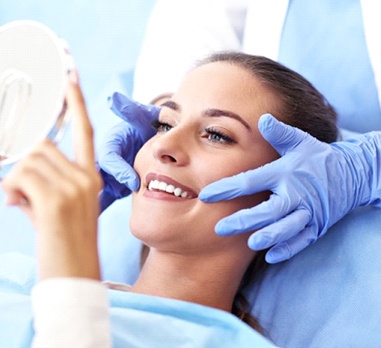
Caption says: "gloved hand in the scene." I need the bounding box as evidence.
[98,93,160,212]
[199,114,381,263]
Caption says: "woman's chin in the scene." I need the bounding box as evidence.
[129,212,171,247]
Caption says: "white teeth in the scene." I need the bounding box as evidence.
[148,180,158,191]
[158,181,167,191]
[165,184,175,193]
[147,180,190,198]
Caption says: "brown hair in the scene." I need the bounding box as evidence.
[197,51,338,143]
[198,51,338,331]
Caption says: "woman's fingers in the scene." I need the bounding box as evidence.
[3,71,102,210]
[3,145,65,200]
[2,159,53,223]
[66,70,96,171]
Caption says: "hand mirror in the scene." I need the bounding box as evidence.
[0,20,70,177]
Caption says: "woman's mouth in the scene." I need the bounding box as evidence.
[145,173,198,200]
[148,179,190,198]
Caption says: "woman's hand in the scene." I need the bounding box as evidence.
[1,71,103,280]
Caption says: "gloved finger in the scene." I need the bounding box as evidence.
[99,151,140,191]
[108,92,160,141]
[264,226,317,264]
[97,122,142,190]
[199,163,280,202]
[247,208,311,250]
[98,169,132,213]
[214,194,297,236]
[98,121,133,155]
[258,113,311,155]
[200,115,313,202]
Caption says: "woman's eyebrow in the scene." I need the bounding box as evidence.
[203,108,252,131]
[160,100,180,111]
[160,100,252,131]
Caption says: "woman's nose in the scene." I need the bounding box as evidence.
[151,128,190,165]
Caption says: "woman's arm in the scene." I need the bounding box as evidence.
[2,71,102,280]
[2,72,110,346]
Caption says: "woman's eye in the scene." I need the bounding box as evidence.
[151,119,172,133]
[205,128,235,144]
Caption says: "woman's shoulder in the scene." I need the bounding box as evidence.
[108,290,277,347]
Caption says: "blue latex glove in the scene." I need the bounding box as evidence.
[199,114,381,263]
[98,92,160,212]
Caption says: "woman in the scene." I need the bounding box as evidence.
[1,52,337,346]
[99,0,381,266]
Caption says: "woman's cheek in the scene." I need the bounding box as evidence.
[133,144,149,179]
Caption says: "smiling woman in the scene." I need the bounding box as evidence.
[129,52,338,332]
[1,52,338,346]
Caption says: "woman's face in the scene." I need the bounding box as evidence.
[130,62,279,255]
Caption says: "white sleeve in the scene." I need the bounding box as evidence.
[132,0,248,103]
[31,278,111,348]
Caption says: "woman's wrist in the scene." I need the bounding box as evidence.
[37,234,101,281]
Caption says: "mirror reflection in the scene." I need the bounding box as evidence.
[0,21,69,174]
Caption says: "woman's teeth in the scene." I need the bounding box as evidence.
[148,180,189,198]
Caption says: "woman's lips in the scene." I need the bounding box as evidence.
[144,173,198,200]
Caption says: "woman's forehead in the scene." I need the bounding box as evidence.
[173,62,275,122]
[185,61,253,86]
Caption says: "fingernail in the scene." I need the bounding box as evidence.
[249,233,272,250]
[3,194,15,207]
[128,177,140,192]
[258,113,275,132]
[198,189,216,202]
[198,191,208,202]
[69,69,79,84]
[215,220,234,236]
[265,245,289,264]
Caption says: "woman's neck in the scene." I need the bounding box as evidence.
[129,247,251,312]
